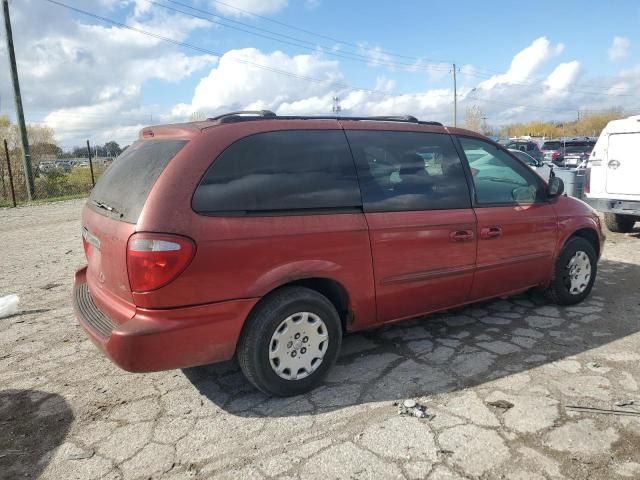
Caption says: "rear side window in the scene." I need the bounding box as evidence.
[346,130,471,212]
[192,130,361,215]
[89,140,187,223]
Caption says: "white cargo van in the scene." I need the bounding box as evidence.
[585,115,640,232]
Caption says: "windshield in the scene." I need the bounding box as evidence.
[563,141,595,153]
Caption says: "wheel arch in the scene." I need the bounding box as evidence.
[246,276,352,334]
[567,227,601,258]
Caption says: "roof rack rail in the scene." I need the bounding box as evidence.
[366,115,419,123]
[206,111,443,126]
[208,110,277,124]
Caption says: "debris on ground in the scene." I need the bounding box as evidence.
[67,450,95,460]
[487,399,515,410]
[614,400,637,407]
[0,294,19,319]
[394,399,434,419]
[565,405,640,417]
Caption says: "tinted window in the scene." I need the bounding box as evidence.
[346,131,471,212]
[460,137,541,205]
[193,130,360,214]
[89,140,188,223]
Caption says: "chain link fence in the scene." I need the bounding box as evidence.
[1,140,115,207]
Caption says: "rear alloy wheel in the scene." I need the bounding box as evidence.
[604,213,636,233]
[268,312,329,380]
[238,286,342,396]
[544,237,597,305]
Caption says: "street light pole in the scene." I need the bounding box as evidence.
[2,0,34,200]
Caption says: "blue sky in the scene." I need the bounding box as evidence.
[1,0,639,145]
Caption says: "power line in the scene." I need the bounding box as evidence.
[159,1,635,99]
[42,0,454,101]
[147,0,451,73]
[204,0,447,64]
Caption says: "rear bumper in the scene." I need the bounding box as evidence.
[73,267,258,372]
[585,198,640,217]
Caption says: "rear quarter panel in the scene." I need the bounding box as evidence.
[135,120,378,330]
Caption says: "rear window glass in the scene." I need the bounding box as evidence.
[542,141,562,150]
[192,130,361,215]
[89,140,187,223]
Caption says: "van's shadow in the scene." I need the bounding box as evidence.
[183,258,640,417]
[0,390,73,479]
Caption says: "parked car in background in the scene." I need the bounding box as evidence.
[541,140,564,164]
[54,160,73,172]
[560,138,596,168]
[509,148,553,181]
[585,115,640,233]
[38,161,56,174]
[73,112,604,396]
[505,140,545,163]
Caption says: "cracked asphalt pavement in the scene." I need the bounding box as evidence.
[1,199,640,480]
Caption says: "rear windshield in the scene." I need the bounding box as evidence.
[89,139,187,223]
[542,141,562,150]
[564,141,595,152]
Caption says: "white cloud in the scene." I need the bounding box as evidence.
[478,37,564,89]
[608,36,630,61]
[209,0,288,17]
[544,61,581,95]
[0,0,215,145]
[172,48,343,116]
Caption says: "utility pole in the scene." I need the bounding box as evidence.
[452,63,457,127]
[3,0,34,200]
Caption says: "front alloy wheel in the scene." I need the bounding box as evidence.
[544,236,597,305]
[563,251,592,295]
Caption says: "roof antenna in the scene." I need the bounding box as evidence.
[332,96,342,116]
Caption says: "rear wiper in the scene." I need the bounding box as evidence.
[91,199,120,215]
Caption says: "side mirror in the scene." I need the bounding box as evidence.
[548,176,564,198]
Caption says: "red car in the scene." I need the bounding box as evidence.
[73,112,605,396]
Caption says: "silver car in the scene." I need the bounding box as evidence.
[509,149,553,182]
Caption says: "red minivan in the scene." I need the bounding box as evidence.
[73,112,605,396]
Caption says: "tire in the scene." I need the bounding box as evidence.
[604,213,636,233]
[237,286,342,397]
[544,237,597,305]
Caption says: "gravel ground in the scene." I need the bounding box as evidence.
[1,199,640,480]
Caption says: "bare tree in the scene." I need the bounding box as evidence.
[463,105,484,132]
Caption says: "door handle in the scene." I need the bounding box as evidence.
[480,226,502,239]
[450,230,474,242]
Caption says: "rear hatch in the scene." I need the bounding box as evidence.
[82,139,188,314]
[606,132,640,195]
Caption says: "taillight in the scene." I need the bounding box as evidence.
[551,151,560,161]
[127,233,195,292]
[82,235,91,260]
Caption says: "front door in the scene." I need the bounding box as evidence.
[457,136,558,301]
[345,128,477,323]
